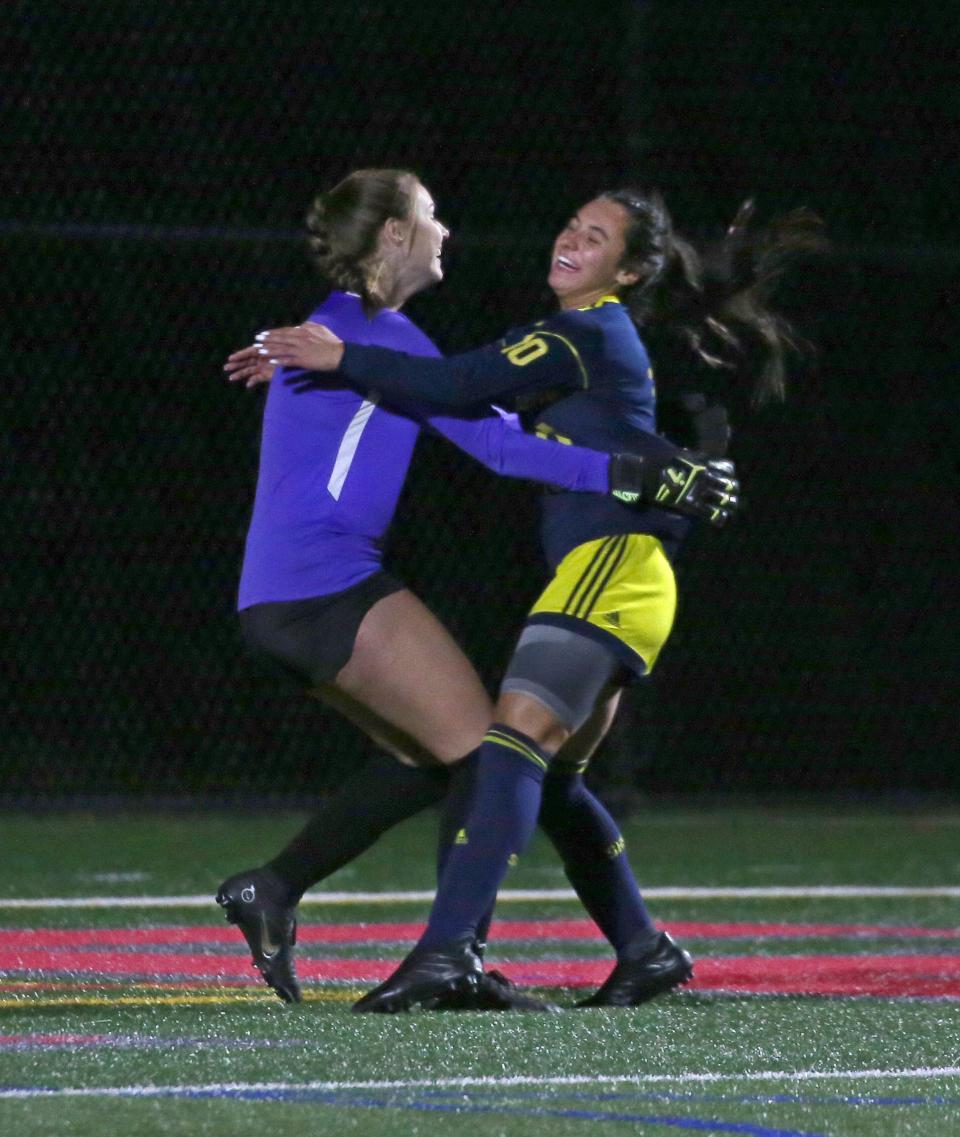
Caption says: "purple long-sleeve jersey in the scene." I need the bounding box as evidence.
[238,292,611,607]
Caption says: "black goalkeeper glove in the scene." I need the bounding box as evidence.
[609,450,740,527]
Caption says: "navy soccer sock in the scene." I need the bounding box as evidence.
[435,752,495,952]
[418,725,548,950]
[435,751,478,882]
[434,754,495,950]
[266,753,448,901]
[539,767,656,955]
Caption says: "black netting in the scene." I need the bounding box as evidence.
[3,1,957,803]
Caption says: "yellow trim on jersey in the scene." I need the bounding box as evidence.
[536,331,590,388]
[484,727,549,772]
[570,293,656,384]
[577,293,622,311]
[528,534,677,674]
[502,294,622,388]
[499,330,589,387]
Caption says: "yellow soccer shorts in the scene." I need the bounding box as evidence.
[526,533,677,677]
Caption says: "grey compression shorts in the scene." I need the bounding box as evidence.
[499,623,624,732]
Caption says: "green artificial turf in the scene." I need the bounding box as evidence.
[2,807,959,1136]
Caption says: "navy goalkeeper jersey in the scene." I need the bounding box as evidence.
[337,295,693,567]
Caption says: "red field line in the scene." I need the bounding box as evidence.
[2,947,959,997]
[504,955,960,998]
[2,919,957,949]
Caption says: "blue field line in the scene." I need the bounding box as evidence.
[128,1087,833,1135]
[4,1081,959,1134]
[334,1095,825,1136]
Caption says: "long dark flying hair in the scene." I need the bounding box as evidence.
[305,168,418,311]
[604,188,825,404]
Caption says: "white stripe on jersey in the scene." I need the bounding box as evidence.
[327,393,380,500]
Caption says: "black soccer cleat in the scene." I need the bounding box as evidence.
[352,941,560,1014]
[352,938,483,1013]
[577,931,694,1008]
[428,965,561,1013]
[471,968,561,1013]
[215,868,301,1004]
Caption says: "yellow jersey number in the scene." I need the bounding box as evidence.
[501,334,549,367]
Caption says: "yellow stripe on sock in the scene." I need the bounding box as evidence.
[484,729,548,772]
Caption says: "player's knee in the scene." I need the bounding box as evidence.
[426,725,489,765]
[498,625,620,746]
[495,691,571,755]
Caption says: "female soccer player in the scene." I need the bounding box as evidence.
[251,187,817,1013]
[217,170,734,1008]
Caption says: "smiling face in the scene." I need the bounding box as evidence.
[407,182,449,285]
[371,180,450,309]
[381,181,450,308]
[548,196,640,309]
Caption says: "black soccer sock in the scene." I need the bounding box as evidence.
[265,753,449,901]
[539,766,656,955]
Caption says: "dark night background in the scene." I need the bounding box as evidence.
[2,1,957,804]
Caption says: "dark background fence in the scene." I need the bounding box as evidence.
[3,1,957,804]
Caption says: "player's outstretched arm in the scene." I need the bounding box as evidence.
[253,320,585,411]
[427,410,738,523]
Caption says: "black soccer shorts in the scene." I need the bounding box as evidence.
[239,571,404,686]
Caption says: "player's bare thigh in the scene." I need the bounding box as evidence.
[332,588,493,763]
[309,683,439,769]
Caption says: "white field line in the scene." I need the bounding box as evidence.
[0,886,959,909]
[1,1067,959,1100]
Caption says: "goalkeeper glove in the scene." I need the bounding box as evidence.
[608,450,740,527]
